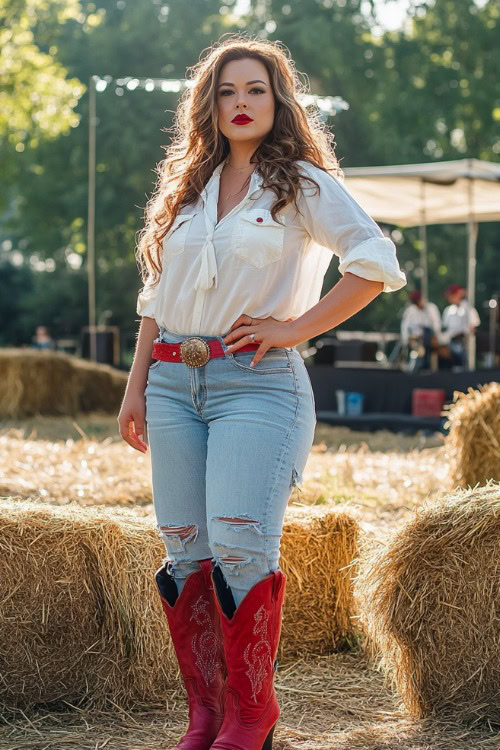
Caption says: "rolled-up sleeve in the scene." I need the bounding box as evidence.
[297,162,407,293]
[136,274,159,319]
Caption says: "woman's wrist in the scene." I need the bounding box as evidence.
[127,367,148,394]
[126,316,159,393]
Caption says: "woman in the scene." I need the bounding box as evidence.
[119,36,406,750]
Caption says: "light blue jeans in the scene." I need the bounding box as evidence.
[145,326,316,606]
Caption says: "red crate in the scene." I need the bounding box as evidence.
[412,388,446,417]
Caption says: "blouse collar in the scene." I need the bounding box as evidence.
[201,156,264,203]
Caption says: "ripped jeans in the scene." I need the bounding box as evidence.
[144,326,316,606]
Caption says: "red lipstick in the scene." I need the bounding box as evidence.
[231,114,253,124]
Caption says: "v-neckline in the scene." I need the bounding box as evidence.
[215,164,258,228]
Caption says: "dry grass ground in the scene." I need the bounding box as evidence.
[0,416,498,749]
[2,653,499,749]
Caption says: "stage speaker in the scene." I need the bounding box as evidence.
[335,340,378,362]
[313,336,337,365]
[81,326,120,366]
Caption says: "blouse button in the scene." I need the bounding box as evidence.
[256,217,263,223]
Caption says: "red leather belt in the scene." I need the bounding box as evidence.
[152,336,260,369]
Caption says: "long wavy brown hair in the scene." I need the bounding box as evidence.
[136,34,342,287]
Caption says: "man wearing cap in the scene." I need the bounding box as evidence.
[400,290,442,370]
[441,284,480,367]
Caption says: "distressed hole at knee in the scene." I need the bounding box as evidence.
[218,554,251,571]
[214,516,263,535]
[158,524,198,553]
[159,524,197,540]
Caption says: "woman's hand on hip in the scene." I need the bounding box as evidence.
[223,314,299,366]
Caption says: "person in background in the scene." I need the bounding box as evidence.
[31,325,55,350]
[441,283,480,368]
[400,290,441,370]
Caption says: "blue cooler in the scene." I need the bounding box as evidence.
[346,391,364,415]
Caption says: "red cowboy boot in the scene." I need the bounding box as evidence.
[155,559,226,749]
[210,567,286,750]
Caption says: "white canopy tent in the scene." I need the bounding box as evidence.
[343,158,500,369]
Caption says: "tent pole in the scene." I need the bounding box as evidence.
[466,220,478,369]
[466,164,477,371]
[488,295,498,368]
[87,75,97,362]
[419,179,428,300]
[419,224,428,300]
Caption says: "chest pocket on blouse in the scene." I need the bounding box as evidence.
[163,213,195,262]
[235,208,285,268]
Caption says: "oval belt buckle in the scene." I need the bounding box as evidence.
[180,337,211,368]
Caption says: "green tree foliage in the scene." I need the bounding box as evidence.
[0,0,85,192]
[361,0,500,333]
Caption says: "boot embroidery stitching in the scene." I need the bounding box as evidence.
[243,603,272,702]
[190,595,222,687]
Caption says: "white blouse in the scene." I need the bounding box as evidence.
[400,302,442,345]
[442,300,480,339]
[136,157,407,336]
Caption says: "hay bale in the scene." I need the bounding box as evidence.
[0,498,360,711]
[0,348,127,418]
[0,498,176,712]
[280,505,361,656]
[443,381,500,488]
[354,482,500,725]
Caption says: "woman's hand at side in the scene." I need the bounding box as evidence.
[118,392,148,453]
[118,315,160,453]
